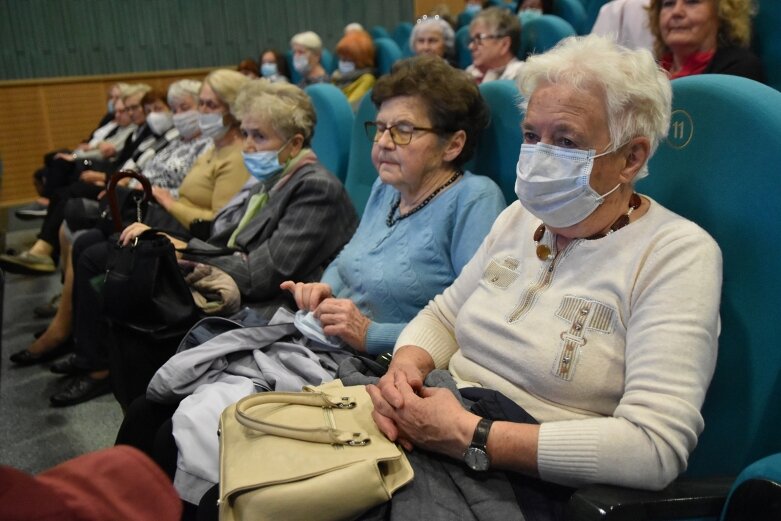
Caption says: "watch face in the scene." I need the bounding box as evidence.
[464,447,490,471]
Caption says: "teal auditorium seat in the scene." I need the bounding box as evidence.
[457,9,476,29]
[304,84,354,182]
[720,453,781,520]
[373,37,402,76]
[519,15,577,58]
[567,75,781,520]
[370,25,391,41]
[553,0,589,34]
[580,0,611,32]
[754,0,781,90]
[343,91,378,216]
[464,80,523,204]
[392,22,413,57]
[456,25,473,69]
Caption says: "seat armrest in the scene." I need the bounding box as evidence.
[565,476,734,521]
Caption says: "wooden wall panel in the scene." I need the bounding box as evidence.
[0,69,212,206]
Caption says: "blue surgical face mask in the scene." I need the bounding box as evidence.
[293,54,310,74]
[260,62,278,78]
[107,99,115,114]
[242,142,288,181]
[465,3,481,14]
[514,142,621,228]
[338,60,356,75]
[198,112,229,141]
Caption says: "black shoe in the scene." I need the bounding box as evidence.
[50,375,111,407]
[50,353,88,376]
[9,339,72,367]
[15,202,48,220]
[33,327,47,339]
[33,293,61,318]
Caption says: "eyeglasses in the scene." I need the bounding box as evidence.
[126,103,143,113]
[468,33,505,46]
[364,121,438,146]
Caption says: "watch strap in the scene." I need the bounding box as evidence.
[471,418,493,450]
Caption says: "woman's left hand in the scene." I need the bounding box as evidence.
[366,378,479,458]
[152,186,175,209]
[79,170,105,186]
[314,298,371,351]
[119,222,152,246]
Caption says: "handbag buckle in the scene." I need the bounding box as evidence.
[347,435,370,446]
[336,396,357,409]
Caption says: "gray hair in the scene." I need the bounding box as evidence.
[471,7,521,56]
[120,83,151,101]
[204,69,250,109]
[290,31,323,54]
[232,80,316,147]
[519,34,672,177]
[167,79,201,109]
[409,15,455,57]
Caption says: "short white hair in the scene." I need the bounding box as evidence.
[409,15,455,57]
[344,22,364,34]
[167,79,201,109]
[291,31,323,54]
[519,34,672,174]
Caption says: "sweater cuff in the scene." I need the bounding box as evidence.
[395,321,455,370]
[537,421,600,486]
[365,322,405,356]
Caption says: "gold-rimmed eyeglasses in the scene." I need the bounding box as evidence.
[364,121,439,146]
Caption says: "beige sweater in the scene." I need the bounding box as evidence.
[167,140,249,227]
[396,198,722,490]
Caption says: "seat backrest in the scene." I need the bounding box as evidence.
[370,25,391,41]
[581,0,611,32]
[456,25,473,69]
[464,80,523,205]
[754,0,781,91]
[519,15,577,58]
[720,453,781,521]
[373,37,402,76]
[638,75,781,477]
[553,0,589,34]
[343,91,378,215]
[457,9,476,29]
[392,21,413,57]
[304,83,354,182]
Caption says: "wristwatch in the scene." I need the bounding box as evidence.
[463,418,493,471]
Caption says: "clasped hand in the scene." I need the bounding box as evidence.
[366,365,477,458]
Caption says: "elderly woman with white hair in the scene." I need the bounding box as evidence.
[290,30,330,87]
[410,14,456,65]
[365,34,722,518]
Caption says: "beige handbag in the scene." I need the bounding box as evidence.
[218,379,414,521]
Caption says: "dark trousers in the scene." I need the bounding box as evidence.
[38,181,103,249]
[71,230,112,371]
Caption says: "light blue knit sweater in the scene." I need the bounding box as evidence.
[321,172,506,355]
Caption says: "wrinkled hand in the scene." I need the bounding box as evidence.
[151,185,175,209]
[119,222,153,246]
[314,298,370,351]
[98,142,116,158]
[280,281,333,311]
[367,378,477,458]
[79,170,105,186]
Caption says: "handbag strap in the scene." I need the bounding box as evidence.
[106,169,152,232]
[234,387,371,446]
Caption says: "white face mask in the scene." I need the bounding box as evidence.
[514,142,621,228]
[146,111,174,136]
[198,112,229,141]
[338,60,356,74]
[172,110,200,139]
[293,54,310,74]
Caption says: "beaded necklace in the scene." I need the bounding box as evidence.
[533,193,642,261]
[386,170,462,227]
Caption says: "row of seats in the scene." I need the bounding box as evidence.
[305,74,781,519]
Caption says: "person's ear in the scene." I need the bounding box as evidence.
[442,130,467,163]
[618,136,651,184]
[282,134,305,162]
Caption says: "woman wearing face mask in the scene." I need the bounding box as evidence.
[46,80,358,408]
[258,48,290,83]
[331,30,376,108]
[142,69,250,234]
[364,35,722,519]
[290,31,330,88]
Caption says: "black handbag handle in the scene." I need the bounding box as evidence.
[106,170,152,232]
